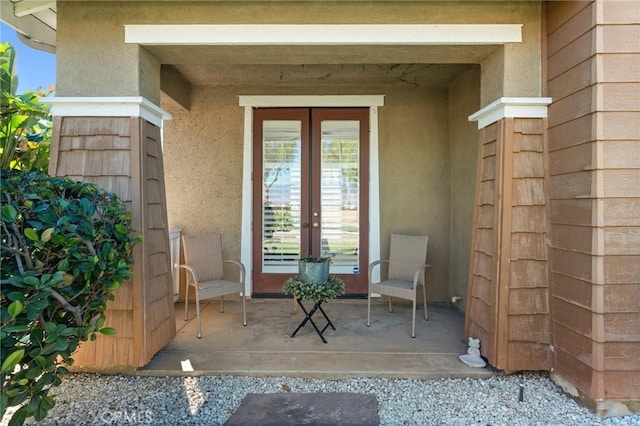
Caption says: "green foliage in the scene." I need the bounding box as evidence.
[1,42,54,172]
[0,170,139,425]
[283,275,345,301]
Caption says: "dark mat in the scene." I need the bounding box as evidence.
[224,392,379,425]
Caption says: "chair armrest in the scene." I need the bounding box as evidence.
[368,259,390,283]
[176,264,199,284]
[223,259,246,283]
[412,264,432,288]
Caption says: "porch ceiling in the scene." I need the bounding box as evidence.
[153,43,489,87]
[171,63,475,87]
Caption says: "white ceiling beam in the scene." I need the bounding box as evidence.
[14,1,55,18]
[125,24,522,46]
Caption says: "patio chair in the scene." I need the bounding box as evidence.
[179,233,247,338]
[367,233,430,338]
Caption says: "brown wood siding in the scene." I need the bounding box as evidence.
[466,118,551,372]
[139,120,176,362]
[547,0,640,405]
[506,118,551,372]
[466,123,499,365]
[50,116,175,370]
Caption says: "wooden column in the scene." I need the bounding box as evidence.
[49,115,176,370]
[466,116,551,372]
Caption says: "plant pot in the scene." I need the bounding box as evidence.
[298,258,330,284]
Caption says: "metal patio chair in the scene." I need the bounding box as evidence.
[179,233,247,338]
[367,233,430,338]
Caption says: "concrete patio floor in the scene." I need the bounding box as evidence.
[138,299,494,380]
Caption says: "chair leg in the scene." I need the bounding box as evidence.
[195,292,202,339]
[242,292,247,326]
[184,283,189,321]
[422,283,428,321]
[366,291,371,327]
[388,296,393,313]
[411,296,417,338]
[220,296,225,313]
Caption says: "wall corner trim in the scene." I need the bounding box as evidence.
[43,97,172,128]
[468,97,552,129]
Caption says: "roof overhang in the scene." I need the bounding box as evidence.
[0,0,56,53]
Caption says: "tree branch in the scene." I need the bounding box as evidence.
[49,289,83,327]
[10,221,34,270]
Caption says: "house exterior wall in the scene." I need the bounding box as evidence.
[546,0,640,414]
[40,0,638,412]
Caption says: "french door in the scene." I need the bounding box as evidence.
[252,108,369,295]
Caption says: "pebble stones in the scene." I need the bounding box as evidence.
[5,373,640,425]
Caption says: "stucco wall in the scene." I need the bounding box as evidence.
[55,1,543,103]
[378,86,451,302]
[56,3,155,101]
[448,66,481,309]
[161,81,478,301]
[162,86,246,259]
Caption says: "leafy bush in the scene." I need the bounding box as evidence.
[0,170,139,425]
[283,275,345,301]
[1,42,53,172]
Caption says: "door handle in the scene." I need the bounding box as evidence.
[302,222,310,228]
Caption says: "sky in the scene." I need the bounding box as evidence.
[1,22,56,94]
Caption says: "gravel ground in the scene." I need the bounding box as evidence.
[4,373,640,425]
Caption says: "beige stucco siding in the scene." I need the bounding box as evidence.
[162,86,245,258]
[56,1,543,102]
[448,67,481,306]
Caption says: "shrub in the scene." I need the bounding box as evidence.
[0,170,139,425]
[0,42,53,172]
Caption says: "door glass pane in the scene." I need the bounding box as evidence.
[262,120,301,272]
[320,120,359,272]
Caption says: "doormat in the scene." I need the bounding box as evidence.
[224,392,379,425]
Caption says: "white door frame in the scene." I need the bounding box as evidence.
[239,95,384,295]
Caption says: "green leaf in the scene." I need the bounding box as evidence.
[1,349,24,373]
[41,227,54,242]
[25,366,43,380]
[7,407,27,426]
[1,204,18,221]
[115,224,127,234]
[22,276,39,286]
[7,300,23,317]
[24,228,38,241]
[99,327,116,336]
[33,355,47,368]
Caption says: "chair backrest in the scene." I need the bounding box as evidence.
[182,233,224,281]
[388,234,429,283]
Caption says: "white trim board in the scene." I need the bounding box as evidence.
[239,95,385,108]
[468,97,553,129]
[44,97,172,128]
[239,95,384,295]
[125,24,522,46]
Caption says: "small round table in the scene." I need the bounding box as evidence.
[283,275,345,344]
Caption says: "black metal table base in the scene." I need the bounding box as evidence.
[290,299,336,343]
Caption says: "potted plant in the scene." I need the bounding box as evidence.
[298,256,331,284]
